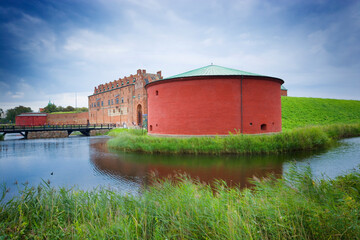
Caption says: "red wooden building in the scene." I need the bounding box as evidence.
[15,113,48,126]
[145,65,284,136]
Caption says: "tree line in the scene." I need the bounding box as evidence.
[0,104,88,124]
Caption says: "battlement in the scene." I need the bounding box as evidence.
[93,69,162,94]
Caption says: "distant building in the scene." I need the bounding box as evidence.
[16,113,47,126]
[146,65,284,135]
[88,69,162,126]
[281,85,288,96]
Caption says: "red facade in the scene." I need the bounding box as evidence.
[146,75,283,135]
[16,113,47,126]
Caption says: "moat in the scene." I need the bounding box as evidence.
[1,134,360,202]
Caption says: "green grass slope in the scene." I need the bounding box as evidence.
[282,97,360,130]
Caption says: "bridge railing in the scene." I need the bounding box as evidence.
[0,124,115,132]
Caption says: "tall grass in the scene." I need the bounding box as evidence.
[1,167,360,239]
[107,123,360,155]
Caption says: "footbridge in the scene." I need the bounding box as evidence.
[0,124,114,139]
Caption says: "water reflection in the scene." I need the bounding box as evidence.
[90,138,327,188]
[1,135,359,203]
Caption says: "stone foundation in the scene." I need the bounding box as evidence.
[90,129,109,136]
[27,131,69,139]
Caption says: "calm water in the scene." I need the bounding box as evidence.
[1,134,360,202]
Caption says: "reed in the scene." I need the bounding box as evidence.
[1,166,360,239]
[107,123,360,155]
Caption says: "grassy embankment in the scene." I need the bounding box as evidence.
[107,97,360,154]
[1,167,360,239]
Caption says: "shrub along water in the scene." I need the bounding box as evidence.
[1,167,360,239]
[107,123,360,155]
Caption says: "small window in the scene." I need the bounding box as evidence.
[261,124,267,130]
[121,82,124,85]
[127,81,129,84]
[108,100,110,105]
[116,98,119,104]
[250,122,252,126]
[117,84,119,87]
[149,125,153,131]
[111,99,113,105]
[133,78,136,82]
[155,90,158,96]
[121,98,124,103]
[101,101,103,106]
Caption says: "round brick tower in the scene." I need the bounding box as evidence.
[145,65,284,136]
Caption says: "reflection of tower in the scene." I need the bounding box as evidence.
[89,137,287,189]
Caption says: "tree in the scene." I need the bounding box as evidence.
[0,108,4,119]
[64,106,75,112]
[43,102,57,113]
[5,106,32,123]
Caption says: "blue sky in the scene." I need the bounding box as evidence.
[0,0,359,111]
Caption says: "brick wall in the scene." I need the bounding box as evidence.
[47,112,89,125]
[88,69,162,126]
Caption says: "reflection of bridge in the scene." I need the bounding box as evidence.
[0,124,114,139]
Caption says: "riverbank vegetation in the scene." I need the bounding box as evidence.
[0,134,3,141]
[1,167,360,239]
[107,123,360,154]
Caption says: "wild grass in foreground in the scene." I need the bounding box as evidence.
[107,123,360,155]
[1,166,360,239]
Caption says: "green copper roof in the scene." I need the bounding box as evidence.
[281,85,287,90]
[164,65,263,80]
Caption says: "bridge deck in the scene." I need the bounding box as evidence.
[0,124,114,138]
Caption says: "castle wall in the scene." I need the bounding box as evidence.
[146,76,282,135]
[47,112,89,125]
[88,69,161,127]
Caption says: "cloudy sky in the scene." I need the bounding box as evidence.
[0,0,359,112]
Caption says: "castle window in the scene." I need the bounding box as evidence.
[101,101,103,106]
[121,82,124,85]
[156,90,158,96]
[150,125,153,131]
[127,81,129,84]
[108,100,110,105]
[117,84,119,87]
[111,99,113,105]
[97,102,100,107]
[116,98,119,104]
[261,124,267,131]
[138,94,140,99]
[133,78,136,82]
[121,98,124,103]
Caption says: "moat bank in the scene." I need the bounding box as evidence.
[107,123,360,155]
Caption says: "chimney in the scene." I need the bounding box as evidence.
[157,71,162,78]
[137,69,141,75]
[142,69,146,74]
